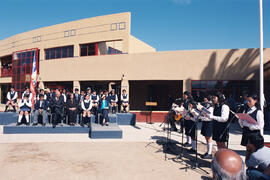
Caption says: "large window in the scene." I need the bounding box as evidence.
[80,43,98,56]
[191,80,256,102]
[45,45,73,60]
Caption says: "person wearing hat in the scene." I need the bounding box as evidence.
[17,94,32,126]
[5,86,18,112]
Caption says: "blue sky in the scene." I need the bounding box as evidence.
[0,0,269,51]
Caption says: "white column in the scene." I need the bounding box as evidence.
[259,0,264,109]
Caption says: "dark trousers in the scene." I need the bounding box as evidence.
[68,110,76,124]
[101,109,109,123]
[52,108,62,125]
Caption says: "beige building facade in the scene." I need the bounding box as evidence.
[0,12,270,111]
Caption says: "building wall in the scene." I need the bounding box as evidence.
[0,12,132,59]
[37,48,270,83]
[129,35,156,54]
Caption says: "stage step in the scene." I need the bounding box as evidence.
[90,123,122,139]
[116,113,136,125]
[0,112,18,125]
[3,123,90,134]
[91,114,117,124]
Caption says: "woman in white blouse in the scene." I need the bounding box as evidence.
[238,94,264,146]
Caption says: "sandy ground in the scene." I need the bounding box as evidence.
[0,142,213,180]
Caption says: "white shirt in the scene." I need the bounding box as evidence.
[7,91,18,101]
[210,104,230,123]
[22,91,33,101]
[81,100,92,111]
[121,93,129,102]
[238,106,264,135]
[18,99,32,108]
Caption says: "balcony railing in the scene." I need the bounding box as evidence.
[1,67,12,77]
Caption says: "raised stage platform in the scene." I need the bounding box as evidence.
[1,112,136,139]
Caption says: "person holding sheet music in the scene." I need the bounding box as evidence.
[185,100,200,153]
[199,95,214,159]
[183,91,192,147]
[238,94,264,146]
[208,92,230,149]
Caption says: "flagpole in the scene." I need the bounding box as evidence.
[259,0,264,110]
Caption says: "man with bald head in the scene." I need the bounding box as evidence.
[212,149,246,180]
[50,91,64,128]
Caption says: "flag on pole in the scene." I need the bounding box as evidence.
[30,50,37,105]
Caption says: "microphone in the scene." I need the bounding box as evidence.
[237,104,245,107]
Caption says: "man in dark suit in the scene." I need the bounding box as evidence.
[50,91,64,128]
[33,94,49,126]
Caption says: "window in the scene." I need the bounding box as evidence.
[80,43,98,56]
[45,45,74,60]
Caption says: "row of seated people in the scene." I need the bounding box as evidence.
[13,87,129,128]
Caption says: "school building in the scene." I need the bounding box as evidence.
[0,12,270,121]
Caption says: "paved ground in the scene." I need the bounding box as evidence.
[0,111,270,179]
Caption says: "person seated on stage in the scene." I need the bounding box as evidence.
[208,91,230,150]
[22,87,33,101]
[50,91,64,128]
[246,133,270,180]
[109,89,118,114]
[121,89,129,113]
[185,100,200,153]
[238,94,264,147]
[33,94,49,126]
[100,94,110,126]
[36,89,47,101]
[91,90,99,119]
[61,89,67,103]
[17,94,32,126]
[200,95,214,159]
[5,87,18,112]
[73,88,81,102]
[212,149,246,180]
[67,93,78,126]
[86,87,91,96]
[81,94,92,127]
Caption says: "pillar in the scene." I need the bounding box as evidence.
[121,74,129,97]
[39,81,45,90]
[108,82,116,92]
[73,80,80,92]
[183,79,191,93]
[74,44,80,57]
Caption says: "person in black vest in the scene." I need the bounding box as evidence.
[91,90,99,122]
[33,94,49,126]
[199,95,214,159]
[66,93,78,126]
[73,88,81,102]
[109,89,118,114]
[86,87,91,96]
[208,91,230,149]
[5,87,18,112]
[238,94,264,146]
[81,94,92,127]
[185,100,200,153]
[22,87,33,101]
[17,94,32,126]
[183,91,193,147]
[50,91,64,128]
[121,89,129,113]
[36,89,47,101]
